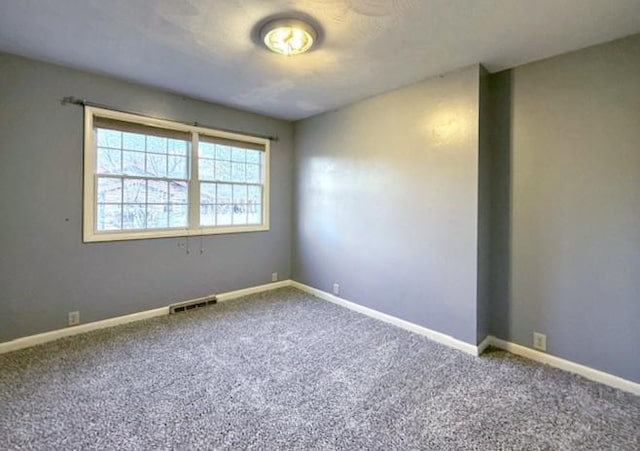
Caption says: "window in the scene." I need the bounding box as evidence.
[83,107,269,242]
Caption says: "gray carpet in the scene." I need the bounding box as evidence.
[1,288,638,450]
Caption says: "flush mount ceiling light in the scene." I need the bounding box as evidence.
[260,18,317,56]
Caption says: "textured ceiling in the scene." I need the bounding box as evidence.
[1,0,639,120]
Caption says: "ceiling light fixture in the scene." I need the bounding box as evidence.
[260,18,317,56]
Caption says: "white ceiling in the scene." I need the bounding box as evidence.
[1,0,639,120]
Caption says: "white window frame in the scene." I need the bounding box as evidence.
[83,106,270,242]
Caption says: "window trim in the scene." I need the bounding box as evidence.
[83,106,270,242]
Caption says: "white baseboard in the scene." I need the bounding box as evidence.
[290,281,481,356]
[476,335,492,355]
[486,336,640,396]
[3,279,638,396]
[0,306,169,355]
[216,280,291,302]
[0,280,292,355]
[290,282,640,395]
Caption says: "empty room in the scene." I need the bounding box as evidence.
[1,1,639,449]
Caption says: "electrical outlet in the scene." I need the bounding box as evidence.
[533,332,547,352]
[333,283,340,295]
[68,311,80,326]
[271,272,278,282]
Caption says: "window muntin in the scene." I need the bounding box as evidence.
[84,107,269,242]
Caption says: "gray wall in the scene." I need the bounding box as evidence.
[294,66,481,345]
[476,66,491,343]
[487,70,512,345]
[0,52,293,342]
[489,34,640,383]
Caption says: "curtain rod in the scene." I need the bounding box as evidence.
[60,96,279,142]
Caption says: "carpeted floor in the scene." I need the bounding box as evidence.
[1,288,639,450]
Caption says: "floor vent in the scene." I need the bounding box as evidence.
[170,296,217,314]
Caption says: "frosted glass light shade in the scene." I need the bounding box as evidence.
[260,19,317,56]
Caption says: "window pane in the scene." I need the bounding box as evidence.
[217,184,232,203]
[97,204,122,231]
[233,185,247,203]
[147,180,168,203]
[231,163,245,182]
[246,164,260,183]
[170,181,188,204]
[168,139,188,156]
[248,186,262,224]
[200,204,215,226]
[97,129,121,148]
[215,145,230,160]
[248,185,261,204]
[169,205,188,228]
[146,205,168,228]
[248,203,262,225]
[217,204,232,225]
[146,136,167,154]
[123,204,146,229]
[146,153,167,178]
[199,142,215,158]
[168,155,188,179]
[200,182,216,204]
[122,151,146,176]
[233,185,247,225]
[97,148,121,174]
[232,203,246,225]
[231,148,245,162]
[246,150,261,164]
[215,160,231,181]
[122,132,145,151]
[123,179,146,203]
[97,177,122,203]
[199,158,215,181]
